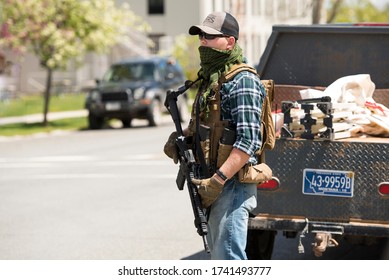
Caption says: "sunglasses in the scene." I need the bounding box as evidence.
[198,32,229,40]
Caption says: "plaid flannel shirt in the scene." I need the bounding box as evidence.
[220,70,266,164]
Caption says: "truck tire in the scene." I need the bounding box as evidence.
[246,229,276,260]
[88,113,104,130]
[148,99,162,127]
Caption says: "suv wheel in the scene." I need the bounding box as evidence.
[88,113,104,129]
[121,118,132,128]
[148,99,162,127]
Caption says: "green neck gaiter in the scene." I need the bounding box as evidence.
[197,44,244,111]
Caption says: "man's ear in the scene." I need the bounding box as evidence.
[226,36,236,50]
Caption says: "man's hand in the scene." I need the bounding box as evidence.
[192,176,224,208]
[163,131,178,164]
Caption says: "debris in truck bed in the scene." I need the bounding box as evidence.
[278,74,389,140]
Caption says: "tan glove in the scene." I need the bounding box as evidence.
[163,131,178,164]
[192,176,224,208]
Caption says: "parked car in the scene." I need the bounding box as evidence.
[85,56,189,129]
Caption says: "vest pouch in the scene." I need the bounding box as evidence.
[238,163,272,183]
[216,143,233,168]
[216,127,236,168]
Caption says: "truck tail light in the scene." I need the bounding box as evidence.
[257,177,280,190]
[378,182,389,196]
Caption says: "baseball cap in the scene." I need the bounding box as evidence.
[189,12,239,40]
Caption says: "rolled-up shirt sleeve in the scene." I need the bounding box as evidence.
[220,71,266,164]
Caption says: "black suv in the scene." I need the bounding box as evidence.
[85,56,189,129]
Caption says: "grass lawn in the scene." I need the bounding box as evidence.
[0,93,87,137]
[0,93,85,117]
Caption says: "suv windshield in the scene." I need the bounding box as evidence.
[102,62,156,82]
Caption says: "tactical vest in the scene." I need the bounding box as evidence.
[189,63,275,171]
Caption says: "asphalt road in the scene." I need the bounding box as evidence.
[0,118,207,259]
[0,117,388,260]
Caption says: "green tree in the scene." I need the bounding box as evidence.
[326,0,344,23]
[170,34,200,82]
[327,0,389,23]
[0,0,149,126]
[313,0,389,23]
[331,0,389,22]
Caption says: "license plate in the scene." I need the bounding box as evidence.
[105,102,121,111]
[302,168,354,197]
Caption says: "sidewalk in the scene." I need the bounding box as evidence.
[0,110,88,126]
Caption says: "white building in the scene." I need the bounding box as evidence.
[0,0,313,95]
[122,0,314,65]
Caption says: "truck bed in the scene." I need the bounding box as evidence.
[251,85,389,234]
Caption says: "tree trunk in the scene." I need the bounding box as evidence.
[327,0,343,23]
[312,0,325,24]
[43,67,53,127]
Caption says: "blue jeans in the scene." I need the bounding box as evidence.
[207,178,257,260]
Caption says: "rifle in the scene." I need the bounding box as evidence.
[164,80,210,253]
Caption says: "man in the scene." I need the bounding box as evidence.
[164,11,266,260]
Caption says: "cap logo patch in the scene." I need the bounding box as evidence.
[204,15,216,24]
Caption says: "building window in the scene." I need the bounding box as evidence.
[148,0,164,15]
[149,34,164,54]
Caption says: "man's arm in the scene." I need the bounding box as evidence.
[214,148,249,183]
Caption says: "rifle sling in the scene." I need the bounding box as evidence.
[195,94,210,178]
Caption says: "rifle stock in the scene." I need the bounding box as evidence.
[165,86,210,253]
